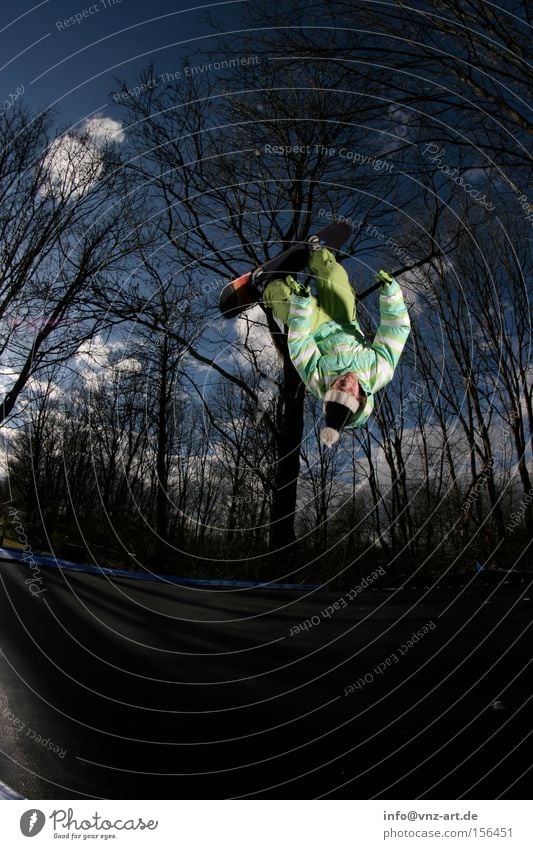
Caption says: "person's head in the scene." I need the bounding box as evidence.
[320,372,368,446]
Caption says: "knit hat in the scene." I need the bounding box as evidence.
[320,389,362,447]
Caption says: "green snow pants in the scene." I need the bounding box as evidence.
[263,247,356,331]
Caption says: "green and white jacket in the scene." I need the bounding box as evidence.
[286,279,410,428]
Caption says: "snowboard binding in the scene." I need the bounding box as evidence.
[219,222,352,319]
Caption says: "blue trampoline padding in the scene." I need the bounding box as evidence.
[0,546,321,592]
[0,778,25,799]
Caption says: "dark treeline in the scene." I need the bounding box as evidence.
[1,0,531,585]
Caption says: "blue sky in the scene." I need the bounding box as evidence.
[1,0,245,130]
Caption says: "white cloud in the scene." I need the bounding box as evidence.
[75,335,113,370]
[235,305,281,418]
[74,334,126,386]
[0,424,15,477]
[42,135,101,200]
[0,367,19,397]
[397,258,452,315]
[235,305,278,367]
[25,376,62,399]
[41,114,124,200]
[387,104,415,142]
[113,357,142,374]
[462,167,490,185]
[73,337,146,389]
[84,114,125,147]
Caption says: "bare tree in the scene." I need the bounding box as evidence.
[0,105,136,427]
[111,53,420,549]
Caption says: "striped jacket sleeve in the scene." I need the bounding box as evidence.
[286,294,323,395]
[371,279,411,372]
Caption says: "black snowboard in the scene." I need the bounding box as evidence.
[219,221,352,318]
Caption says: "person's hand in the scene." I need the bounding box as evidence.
[286,275,311,298]
[376,269,394,286]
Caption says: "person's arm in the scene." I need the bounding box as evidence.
[286,292,323,395]
[371,271,411,375]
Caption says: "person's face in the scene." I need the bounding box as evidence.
[332,372,364,403]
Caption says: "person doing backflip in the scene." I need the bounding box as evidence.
[262,247,411,445]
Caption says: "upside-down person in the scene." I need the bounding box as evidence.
[262,248,411,445]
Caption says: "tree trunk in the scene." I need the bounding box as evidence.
[155,337,169,552]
